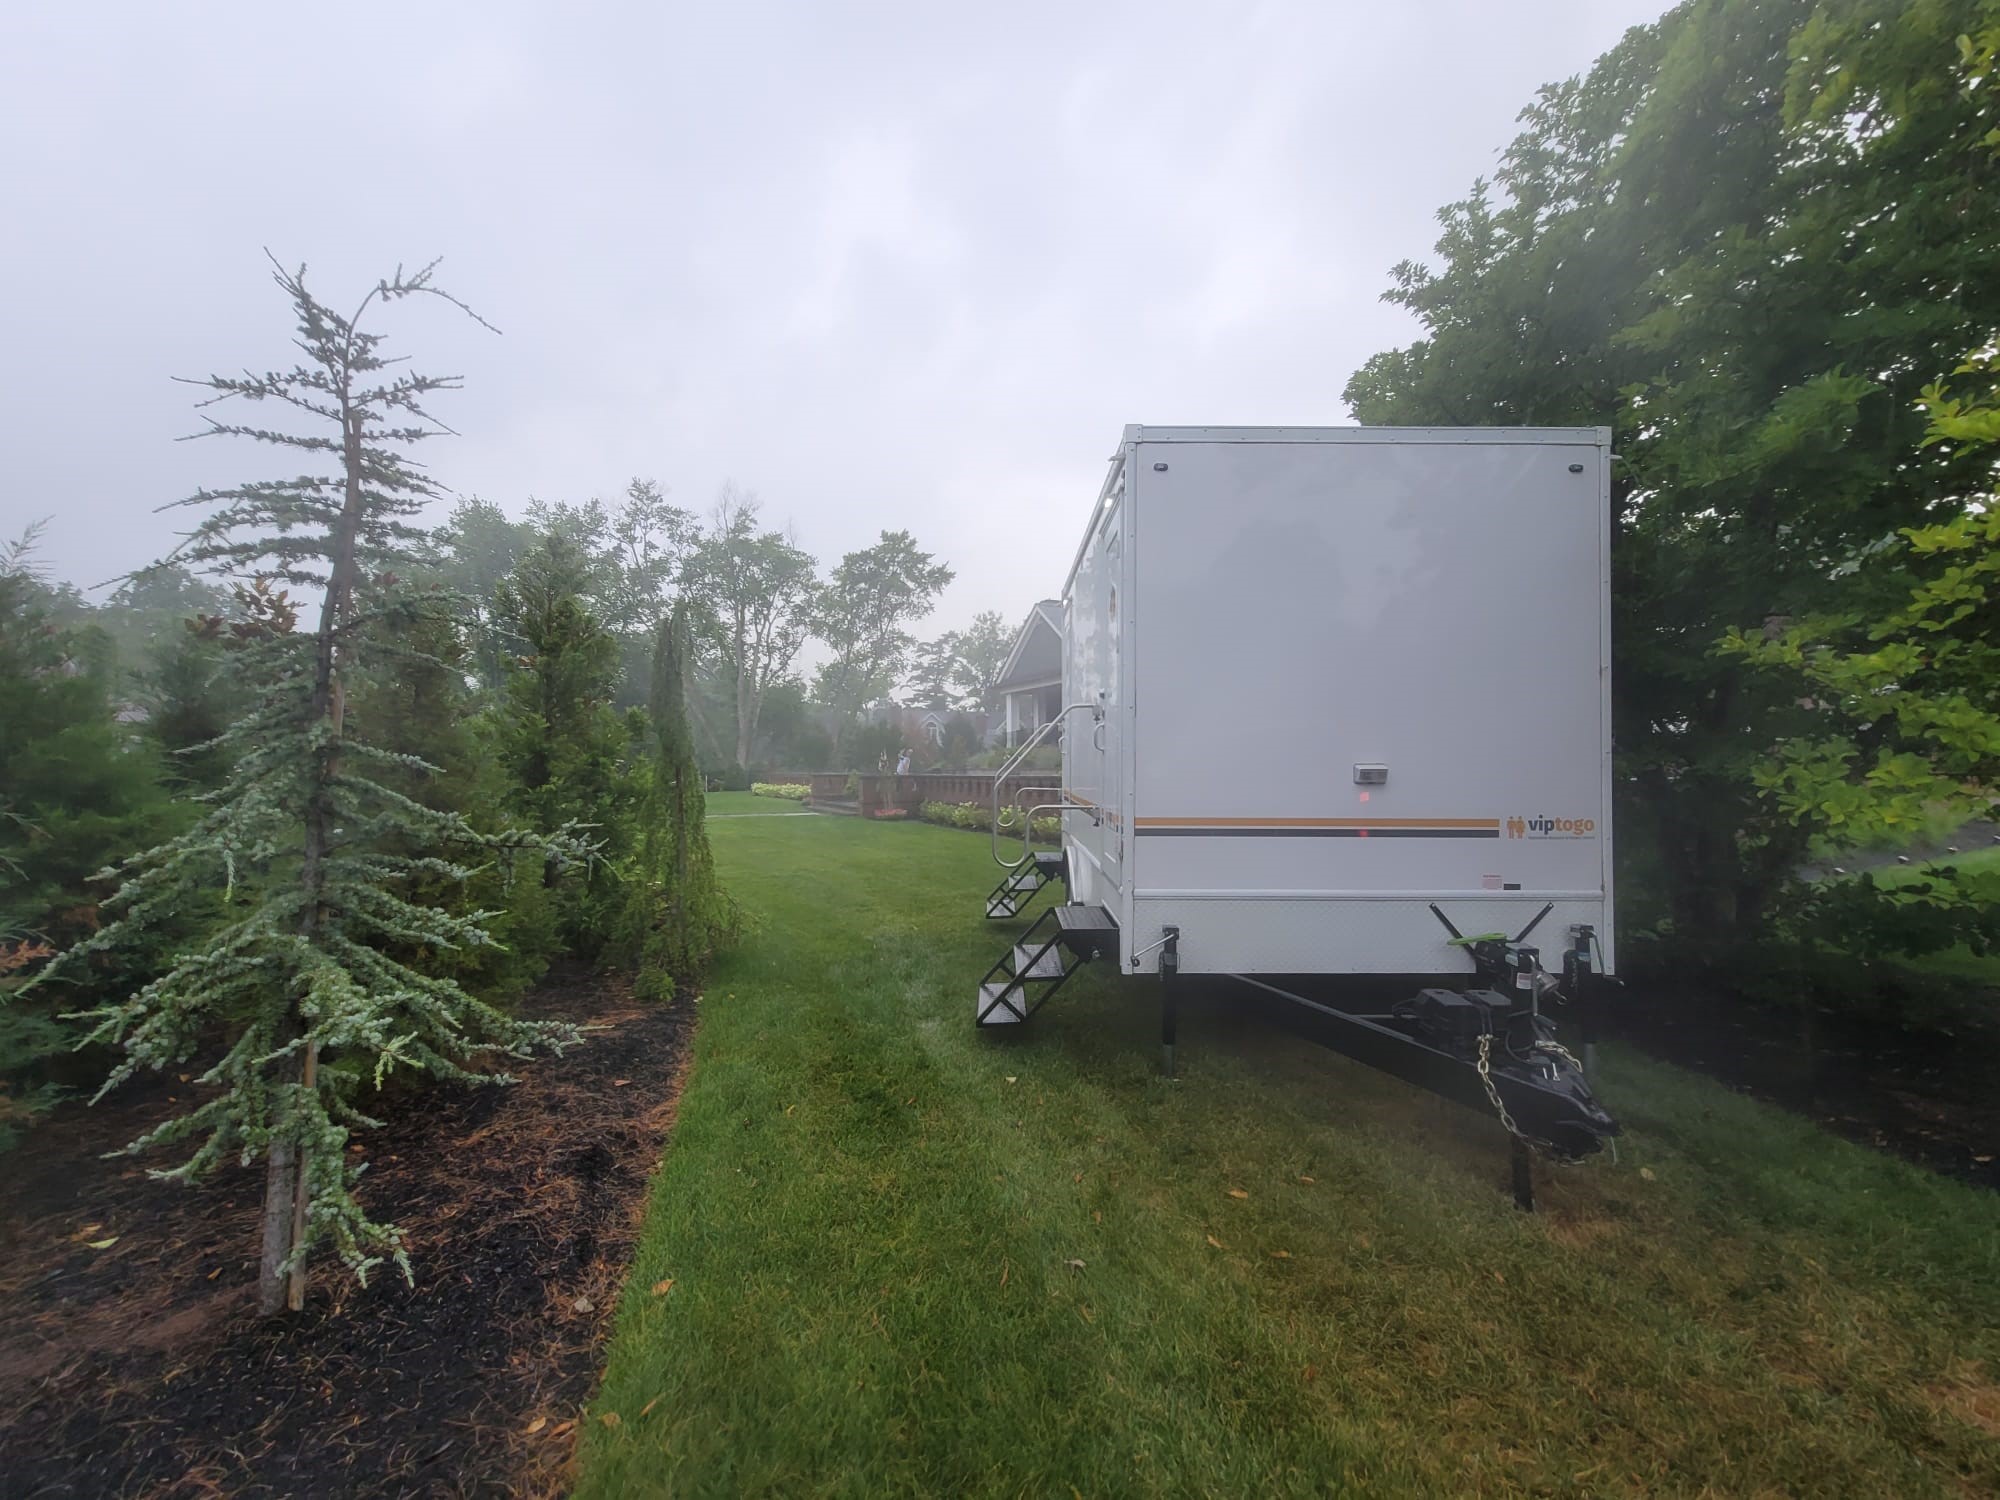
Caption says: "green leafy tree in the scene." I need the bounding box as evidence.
[619,608,736,998]
[812,531,954,756]
[1720,343,2000,954]
[681,484,819,771]
[906,609,1011,709]
[1343,0,2000,945]
[36,257,586,1317]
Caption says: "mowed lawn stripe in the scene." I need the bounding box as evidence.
[577,794,2000,1498]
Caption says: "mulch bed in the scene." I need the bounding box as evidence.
[0,964,694,1499]
[1605,982,2000,1192]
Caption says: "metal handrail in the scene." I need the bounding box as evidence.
[991,703,1099,868]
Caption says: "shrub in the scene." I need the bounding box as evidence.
[917,801,1060,844]
[751,783,810,801]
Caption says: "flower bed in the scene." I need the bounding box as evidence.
[751,783,810,801]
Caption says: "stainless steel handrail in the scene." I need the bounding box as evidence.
[991,702,1099,868]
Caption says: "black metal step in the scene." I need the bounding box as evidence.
[1054,903,1115,932]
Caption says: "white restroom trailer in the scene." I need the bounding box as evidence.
[977,425,1619,1181]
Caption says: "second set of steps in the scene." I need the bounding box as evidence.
[984,851,1064,919]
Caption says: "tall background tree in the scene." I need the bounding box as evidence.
[1342,0,2000,954]
[681,484,818,773]
[906,609,1011,710]
[37,258,585,1316]
[431,497,536,690]
[812,530,954,759]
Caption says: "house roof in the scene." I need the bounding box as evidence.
[990,600,1062,693]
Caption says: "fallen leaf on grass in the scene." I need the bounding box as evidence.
[1303,1364,1319,1382]
[1270,1249,1291,1260]
[1005,1076,1018,1085]
[651,1279,676,1297]
[573,1295,595,1313]
[1298,1175,1315,1184]
[548,1420,576,1439]
[1206,1235,1225,1249]
[87,1237,119,1250]
[523,1416,548,1436]
[1227,1188,1249,1200]
[1639,1167,1656,1181]
[1091,1210,1102,1223]
[599,1411,621,1429]
[1077,1303,1095,1323]
[1065,1258,1086,1270]
[641,1396,662,1417]
[1975,1154,1993,1164]
[75,1223,101,1236]
[613,1079,632,1088]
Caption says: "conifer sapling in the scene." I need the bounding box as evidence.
[39,256,589,1316]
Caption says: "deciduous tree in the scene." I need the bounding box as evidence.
[813,531,953,754]
[1343,0,2000,945]
[681,485,818,771]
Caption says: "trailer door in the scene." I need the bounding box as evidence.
[1064,474,1125,906]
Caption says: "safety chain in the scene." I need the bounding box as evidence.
[1535,1037,1586,1074]
[1475,1032,1522,1138]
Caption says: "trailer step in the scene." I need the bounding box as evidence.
[977,982,1029,1025]
[981,851,1065,921]
[974,905,1097,1028]
[1012,943,1065,980]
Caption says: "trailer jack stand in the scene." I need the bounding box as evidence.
[1159,926,1180,1078]
[1511,1136,1535,1213]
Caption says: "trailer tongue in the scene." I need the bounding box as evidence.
[973,424,1621,1206]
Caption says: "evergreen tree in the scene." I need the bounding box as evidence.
[1,531,183,1144]
[490,531,637,955]
[620,608,736,998]
[36,257,586,1316]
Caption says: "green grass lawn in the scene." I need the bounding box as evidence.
[576,795,2000,1497]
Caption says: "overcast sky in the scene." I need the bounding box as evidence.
[3,0,1664,635]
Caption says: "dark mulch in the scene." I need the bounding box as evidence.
[0,963,695,1499]
[1605,982,2000,1192]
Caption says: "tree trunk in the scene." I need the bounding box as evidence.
[265,403,367,1317]
[258,1133,299,1317]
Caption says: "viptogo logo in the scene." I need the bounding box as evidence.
[1507,814,1596,839]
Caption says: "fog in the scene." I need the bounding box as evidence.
[2,0,1665,626]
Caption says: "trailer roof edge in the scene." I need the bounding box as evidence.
[1123,425,1610,445]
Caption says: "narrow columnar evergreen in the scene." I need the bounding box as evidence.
[37,258,587,1316]
[623,607,736,998]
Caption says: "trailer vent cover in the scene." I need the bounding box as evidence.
[1353,764,1388,785]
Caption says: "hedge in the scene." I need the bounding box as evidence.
[919,800,1061,845]
[751,783,810,801]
